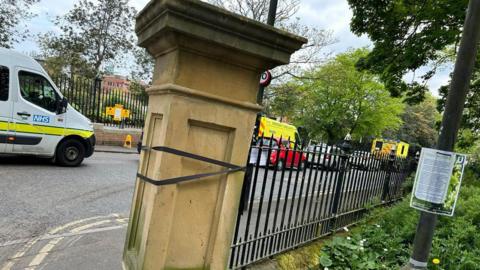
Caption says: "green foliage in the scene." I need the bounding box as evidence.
[104,90,126,108]
[347,0,468,103]
[130,48,154,84]
[39,0,137,77]
[276,241,324,269]
[128,80,148,99]
[100,89,146,127]
[39,34,92,77]
[457,134,480,178]
[456,129,479,151]
[264,83,301,122]
[293,48,404,143]
[385,94,440,147]
[318,171,480,270]
[402,175,415,194]
[0,0,39,48]
[438,67,480,131]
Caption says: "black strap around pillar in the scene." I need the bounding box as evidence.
[137,146,246,186]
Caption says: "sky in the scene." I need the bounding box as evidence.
[15,0,452,95]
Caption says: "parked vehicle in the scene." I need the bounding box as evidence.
[307,143,336,168]
[249,138,306,170]
[306,143,339,170]
[0,49,95,166]
[371,138,409,158]
[257,116,300,144]
[349,151,380,170]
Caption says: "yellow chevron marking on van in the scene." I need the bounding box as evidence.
[0,121,93,139]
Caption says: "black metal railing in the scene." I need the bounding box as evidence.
[51,75,148,129]
[229,136,413,269]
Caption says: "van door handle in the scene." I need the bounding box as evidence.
[17,112,31,117]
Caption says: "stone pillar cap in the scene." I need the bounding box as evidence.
[136,0,307,68]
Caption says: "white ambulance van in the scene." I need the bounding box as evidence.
[0,48,95,166]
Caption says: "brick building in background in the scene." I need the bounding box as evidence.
[102,75,131,93]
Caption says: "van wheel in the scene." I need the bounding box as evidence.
[56,139,85,167]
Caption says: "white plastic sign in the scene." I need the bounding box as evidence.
[114,108,122,121]
[410,148,467,216]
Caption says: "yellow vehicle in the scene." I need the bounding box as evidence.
[257,116,299,143]
[371,138,409,158]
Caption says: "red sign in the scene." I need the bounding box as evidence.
[260,70,272,87]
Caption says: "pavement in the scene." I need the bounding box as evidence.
[94,145,139,154]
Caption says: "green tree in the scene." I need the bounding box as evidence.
[385,94,440,147]
[39,32,91,77]
[347,0,468,103]
[128,80,148,99]
[347,0,480,134]
[265,83,301,122]
[294,49,404,143]
[130,47,155,84]
[39,0,137,77]
[0,0,39,48]
[438,57,480,131]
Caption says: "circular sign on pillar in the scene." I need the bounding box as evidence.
[260,70,272,87]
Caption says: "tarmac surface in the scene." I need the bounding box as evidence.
[0,150,138,270]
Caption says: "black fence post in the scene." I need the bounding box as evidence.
[95,77,102,123]
[328,139,352,232]
[239,163,253,212]
[381,152,396,202]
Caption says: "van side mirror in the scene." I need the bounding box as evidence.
[56,97,68,114]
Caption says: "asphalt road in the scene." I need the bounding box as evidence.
[0,152,139,270]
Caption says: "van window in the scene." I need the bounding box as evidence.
[19,71,59,112]
[0,66,8,101]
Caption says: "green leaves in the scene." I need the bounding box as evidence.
[0,0,39,48]
[384,93,440,148]
[347,0,469,102]
[319,254,332,267]
[318,170,480,270]
[292,48,404,143]
[39,0,137,78]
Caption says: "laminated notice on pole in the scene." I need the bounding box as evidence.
[410,148,467,216]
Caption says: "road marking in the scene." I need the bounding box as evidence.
[1,238,39,270]
[28,237,63,267]
[0,224,127,248]
[25,221,125,270]
[26,222,125,269]
[48,214,120,235]
[0,214,127,248]
[70,220,111,233]
[1,214,128,270]
[116,218,128,223]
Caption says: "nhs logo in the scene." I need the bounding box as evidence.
[33,115,50,124]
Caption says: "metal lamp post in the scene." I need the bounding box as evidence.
[405,0,480,269]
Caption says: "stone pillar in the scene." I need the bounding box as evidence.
[123,1,306,269]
